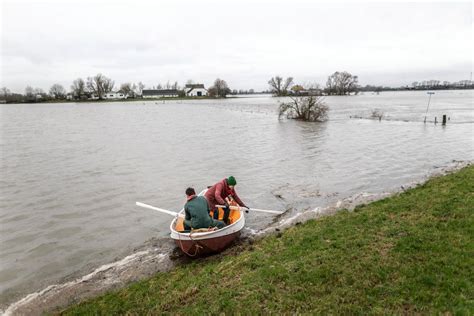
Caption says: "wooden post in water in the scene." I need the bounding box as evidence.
[442,114,447,125]
[434,117,437,124]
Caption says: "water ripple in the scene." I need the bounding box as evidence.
[0,91,473,307]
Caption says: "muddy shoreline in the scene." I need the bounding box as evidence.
[2,160,471,316]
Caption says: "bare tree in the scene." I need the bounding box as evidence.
[326,71,359,95]
[371,109,384,120]
[86,75,103,99]
[268,76,283,95]
[71,78,86,98]
[86,74,114,99]
[209,78,231,97]
[1,88,23,103]
[34,88,45,95]
[172,81,179,90]
[278,95,329,122]
[102,77,114,93]
[137,82,145,95]
[25,86,34,97]
[49,84,66,99]
[133,82,145,97]
[282,77,294,93]
[268,76,293,96]
[24,86,46,101]
[119,82,133,97]
[1,87,11,98]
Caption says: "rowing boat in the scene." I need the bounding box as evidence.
[137,189,283,257]
[169,189,245,256]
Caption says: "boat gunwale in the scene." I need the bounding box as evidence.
[169,209,245,239]
[169,187,245,239]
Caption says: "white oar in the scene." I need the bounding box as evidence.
[247,207,284,215]
[215,205,283,215]
[136,202,184,217]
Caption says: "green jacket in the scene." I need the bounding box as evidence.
[184,196,213,229]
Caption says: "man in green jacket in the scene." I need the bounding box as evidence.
[184,187,225,231]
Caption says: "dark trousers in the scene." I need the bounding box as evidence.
[214,205,230,223]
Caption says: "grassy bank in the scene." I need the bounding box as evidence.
[62,166,473,314]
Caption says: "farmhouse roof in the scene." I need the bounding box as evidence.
[142,89,179,96]
[185,84,205,89]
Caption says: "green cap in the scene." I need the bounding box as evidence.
[227,176,237,186]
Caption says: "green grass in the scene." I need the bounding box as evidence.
[61,166,474,315]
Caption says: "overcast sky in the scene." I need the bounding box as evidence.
[1,0,472,92]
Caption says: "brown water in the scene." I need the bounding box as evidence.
[1,90,473,308]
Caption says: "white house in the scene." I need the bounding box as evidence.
[103,92,127,99]
[184,84,208,97]
[142,89,180,98]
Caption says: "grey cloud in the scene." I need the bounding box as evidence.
[1,0,472,92]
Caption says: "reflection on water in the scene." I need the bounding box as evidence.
[0,90,473,306]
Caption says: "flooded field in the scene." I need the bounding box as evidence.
[1,90,473,309]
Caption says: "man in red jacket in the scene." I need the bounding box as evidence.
[205,176,248,225]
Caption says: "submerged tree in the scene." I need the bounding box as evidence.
[371,109,384,120]
[325,71,359,95]
[268,76,293,96]
[278,95,329,122]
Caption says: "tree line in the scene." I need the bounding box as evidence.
[358,80,474,92]
[268,72,474,96]
[0,75,233,103]
[268,71,360,97]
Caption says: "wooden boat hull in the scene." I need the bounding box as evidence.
[170,189,245,256]
[173,230,240,256]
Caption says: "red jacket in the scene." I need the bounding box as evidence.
[204,178,246,210]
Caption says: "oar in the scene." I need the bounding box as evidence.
[136,202,184,217]
[215,205,283,215]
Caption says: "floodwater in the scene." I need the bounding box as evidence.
[0,90,473,308]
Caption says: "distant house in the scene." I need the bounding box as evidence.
[184,84,208,97]
[300,88,323,96]
[103,92,127,99]
[142,89,179,98]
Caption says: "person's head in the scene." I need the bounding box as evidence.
[185,187,196,197]
[227,176,237,189]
